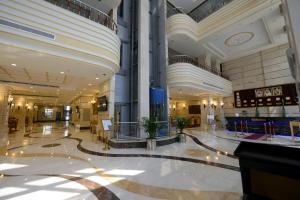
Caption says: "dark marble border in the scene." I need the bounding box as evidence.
[41,143,61,148]
[185,133,238,159]
[9,131,240,172]
[71,137,240,172]
[108,136,179,148]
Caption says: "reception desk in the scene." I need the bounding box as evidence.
[226,117,300,136]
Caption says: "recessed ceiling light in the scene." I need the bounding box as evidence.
[60,71,64,74]
[96,77,99,80]
[11,64,16,66]
[88,83,92,86]
[30,86,33,89]
[83,88,86,90]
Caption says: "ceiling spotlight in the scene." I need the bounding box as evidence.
[30,86,33,89]
[11,64,16,66]
[88,83,92,86]
[60,71,64,74]
[96,77,99,80]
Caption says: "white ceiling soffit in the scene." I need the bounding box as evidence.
[0,44,110,104]
[168,0,288,62]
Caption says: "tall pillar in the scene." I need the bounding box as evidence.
[0,86,10,155]
[108,75,115,119]
[207,96,215,127]
[138,0,150,138]
[201,98,208,131]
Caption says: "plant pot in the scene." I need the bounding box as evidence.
[210,124,216,132]
[178,133,186,143]
[146,138,156,150]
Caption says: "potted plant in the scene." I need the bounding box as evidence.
[142,117,158,150]
[213,115,220,131]
[176,117,189,143]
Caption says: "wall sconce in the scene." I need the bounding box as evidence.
[18,106,20,110]
[220,102,224,109]
[8,95,13,104]
[91,99,96,104]
[182,103,186,109]
[203,104,206,109]
[172,104,176,111]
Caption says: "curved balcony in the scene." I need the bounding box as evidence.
[0,0,120,75]
[169,55,228,79]
[167,0,233,23]
[45,0,117,33]
[168,55,232,96]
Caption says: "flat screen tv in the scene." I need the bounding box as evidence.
[98,96,108,112]
[188,105,201,114]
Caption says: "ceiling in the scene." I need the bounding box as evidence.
[168,1,288,62]
[168,0,207,13]
[169,86,222,101]
[0,44,112,105]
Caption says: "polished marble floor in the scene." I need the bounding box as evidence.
[0,122,248,200]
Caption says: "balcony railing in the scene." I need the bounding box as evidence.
[167,0,233,22]
[169,55,229,79]
[113,121,174,141]
[45,0,117,32]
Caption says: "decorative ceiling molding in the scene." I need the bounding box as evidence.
[262,17,275,44]
[203,43,227,58]
[224,32,254,47]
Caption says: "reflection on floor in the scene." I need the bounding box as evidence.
[1,122,243,200]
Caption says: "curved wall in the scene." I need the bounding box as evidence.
[167,63,232,96]
[0,0,120,73]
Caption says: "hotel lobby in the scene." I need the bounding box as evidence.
[1,0,300,199]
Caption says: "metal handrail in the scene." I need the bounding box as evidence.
[45,0,117,33]
[189,0,233,22]
[113,120,172,140]
[167,0,233,23]
[169,55,229,80]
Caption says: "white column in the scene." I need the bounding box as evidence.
[0,86,10,155]
[207,96,215,128]
[108,75,115,119]
[138,0,150,138]
[282,0,300,109]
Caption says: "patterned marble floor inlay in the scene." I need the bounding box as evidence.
[2,122,244,200]
[71,137,240,172]
[185,148,210,157]
[185,132,238,159]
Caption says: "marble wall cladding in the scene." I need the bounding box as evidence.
[222,44,300,117]
[0,87,9,154]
